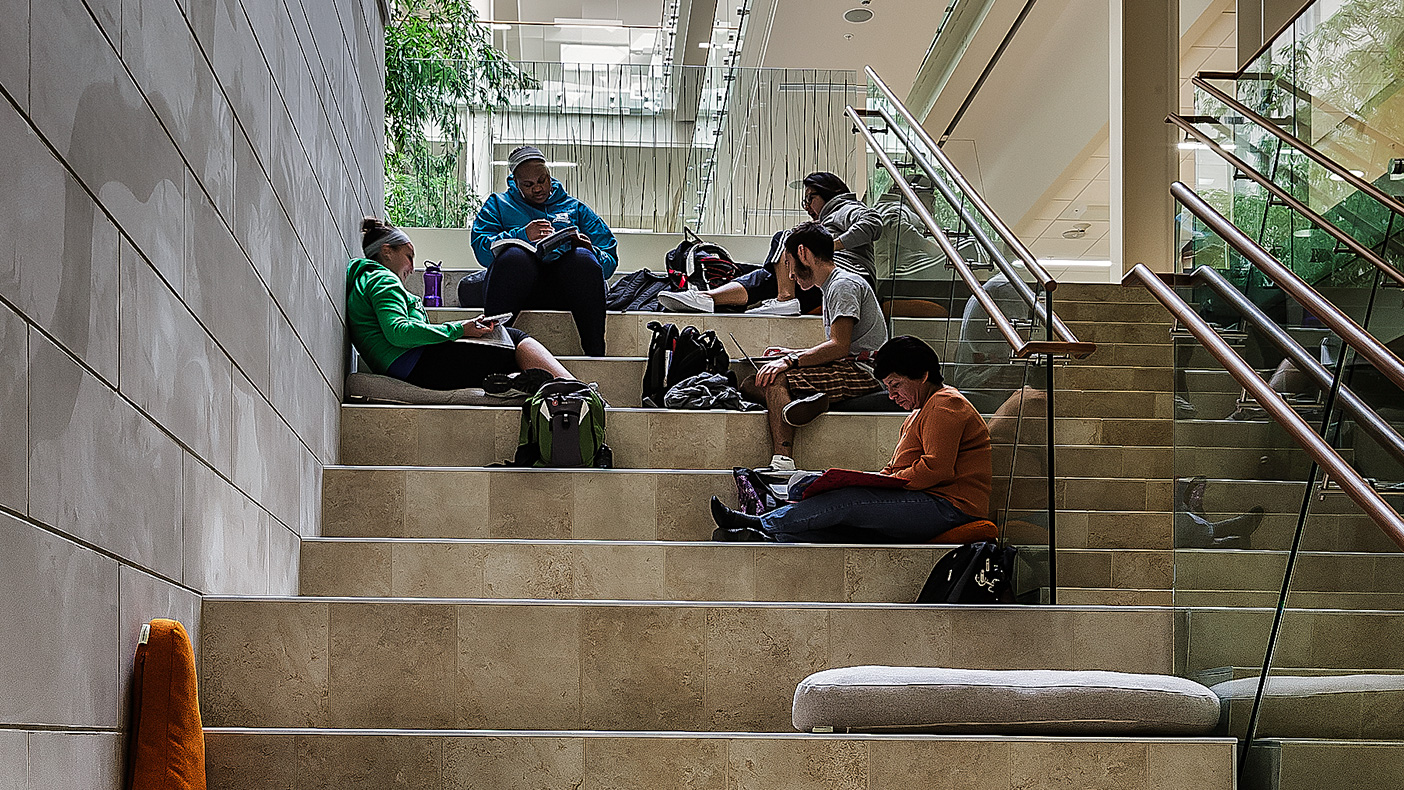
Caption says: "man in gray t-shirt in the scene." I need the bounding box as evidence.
[745,222,889,471]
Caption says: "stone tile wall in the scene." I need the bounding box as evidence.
[0,0,384,781]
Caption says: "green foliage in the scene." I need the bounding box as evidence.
[383,0,535,227]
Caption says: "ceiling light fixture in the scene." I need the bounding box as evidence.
[843,7,874,23]
[1062,223,1091,239]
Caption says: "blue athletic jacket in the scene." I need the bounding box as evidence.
[471,175,619,277]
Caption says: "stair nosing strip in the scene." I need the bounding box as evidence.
[199,726,1236,743]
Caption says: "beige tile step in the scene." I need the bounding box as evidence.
[321,467,735,541]
[299,538,949,602]
[198,598,1176,731]
[1243,739,1404,790]
[1174,549,1404,598]
[426,308,827,358]
[1172,589,1404,609]
[1182,606,1404,676]
[338,404,1177,469]
[338,405,906,470]
[204,728,1235,790]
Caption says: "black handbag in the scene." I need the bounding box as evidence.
[917,541,1017,604]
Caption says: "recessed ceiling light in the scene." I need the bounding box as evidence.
[843,7,874,23]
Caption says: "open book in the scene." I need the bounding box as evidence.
[799,468,908,500]
[490,225,584,259]
[454,322,515,350]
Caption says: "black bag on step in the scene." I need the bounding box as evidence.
[641,321,730,407]
[917,541,1017,604]
[456,269,488,308]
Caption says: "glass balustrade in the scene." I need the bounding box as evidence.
[397,60,864,234]
[1166,185,1404,778]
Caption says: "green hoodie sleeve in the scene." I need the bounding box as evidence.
[362,268,464,347]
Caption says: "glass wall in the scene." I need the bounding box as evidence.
[401,61,864,234]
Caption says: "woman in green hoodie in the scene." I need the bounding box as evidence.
[348,218,570,390]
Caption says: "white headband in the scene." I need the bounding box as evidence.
[363,228,411,259]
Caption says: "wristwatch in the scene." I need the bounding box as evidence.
[785,353,801,369]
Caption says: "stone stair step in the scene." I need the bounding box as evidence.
[1183,607,1404,676]
[198,598,1176,731]
[338,405,905,470]
[1244,739,1404,790]
[321,467,735,541]
[338,404,1178,468]
[299,538,949,602]
[426,309,827,358]
[1172,589,1404,609]
[1174,549,1404,597]
[203,728,1234,790]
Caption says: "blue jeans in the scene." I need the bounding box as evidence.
[759,486,978,543]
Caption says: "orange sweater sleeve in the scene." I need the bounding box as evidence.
[882,402,963,490]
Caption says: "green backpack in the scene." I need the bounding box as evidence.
[513,378,612,468]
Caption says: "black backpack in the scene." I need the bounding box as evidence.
[641,321,730,407]
[917,541,1017,604]
[605,269,679,312]
[664,228,750,290]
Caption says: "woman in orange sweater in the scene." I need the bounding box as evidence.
[711,336,992,542]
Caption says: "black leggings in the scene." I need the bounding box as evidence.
[484,246,607,356]
[403,328,527,390]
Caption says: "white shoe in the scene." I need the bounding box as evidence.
[762,454,796,472]
[657,289,715,313]
[746,298,800,316]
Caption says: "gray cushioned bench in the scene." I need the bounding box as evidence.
[1211,674,1404,738]
[793,666,1222,736]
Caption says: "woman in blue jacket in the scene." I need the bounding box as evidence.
[471,146,618,356]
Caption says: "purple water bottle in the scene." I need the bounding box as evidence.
[422,261,443,307]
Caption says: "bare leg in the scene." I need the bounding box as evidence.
[515,336,571,379]
[707,281,749,307]
[760,375,796,455]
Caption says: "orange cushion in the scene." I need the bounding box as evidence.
[929,519,999,544]
[126,619,205,790]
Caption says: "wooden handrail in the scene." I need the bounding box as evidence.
[1169,113,1404,289]
[1192,77,1404,216]
[1174,182,1404,392]
[1180,264,1404,468]
[865,65,1059,291]
[1124,263,1404,549]
[847,107,1093,360]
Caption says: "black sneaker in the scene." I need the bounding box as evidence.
[484,368,554,397]
[782,391,830,427]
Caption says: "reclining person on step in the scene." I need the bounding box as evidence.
[471,146,617,356]
[658,172,883,316]
[712,335,994,543]
[349,218,570,393]
[741,221,889,472]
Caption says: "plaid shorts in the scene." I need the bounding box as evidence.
[786,358,882,401]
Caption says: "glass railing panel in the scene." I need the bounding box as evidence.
[1236,4,1404,180]
[1180,107,1404,305]
[400,61,862,232]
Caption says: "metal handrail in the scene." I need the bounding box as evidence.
[1173,182,1404,392]
[1125,263,1404,548]
[1169,113,1404,289]
[1192,77,1404,216]
[876,106,1080,342]
[846,106,1094,359]
[865,65,1059,291]
[1175,265,1404,468]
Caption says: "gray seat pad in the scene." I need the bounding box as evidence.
[793,665,1221,736]
[345,373,527,406]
